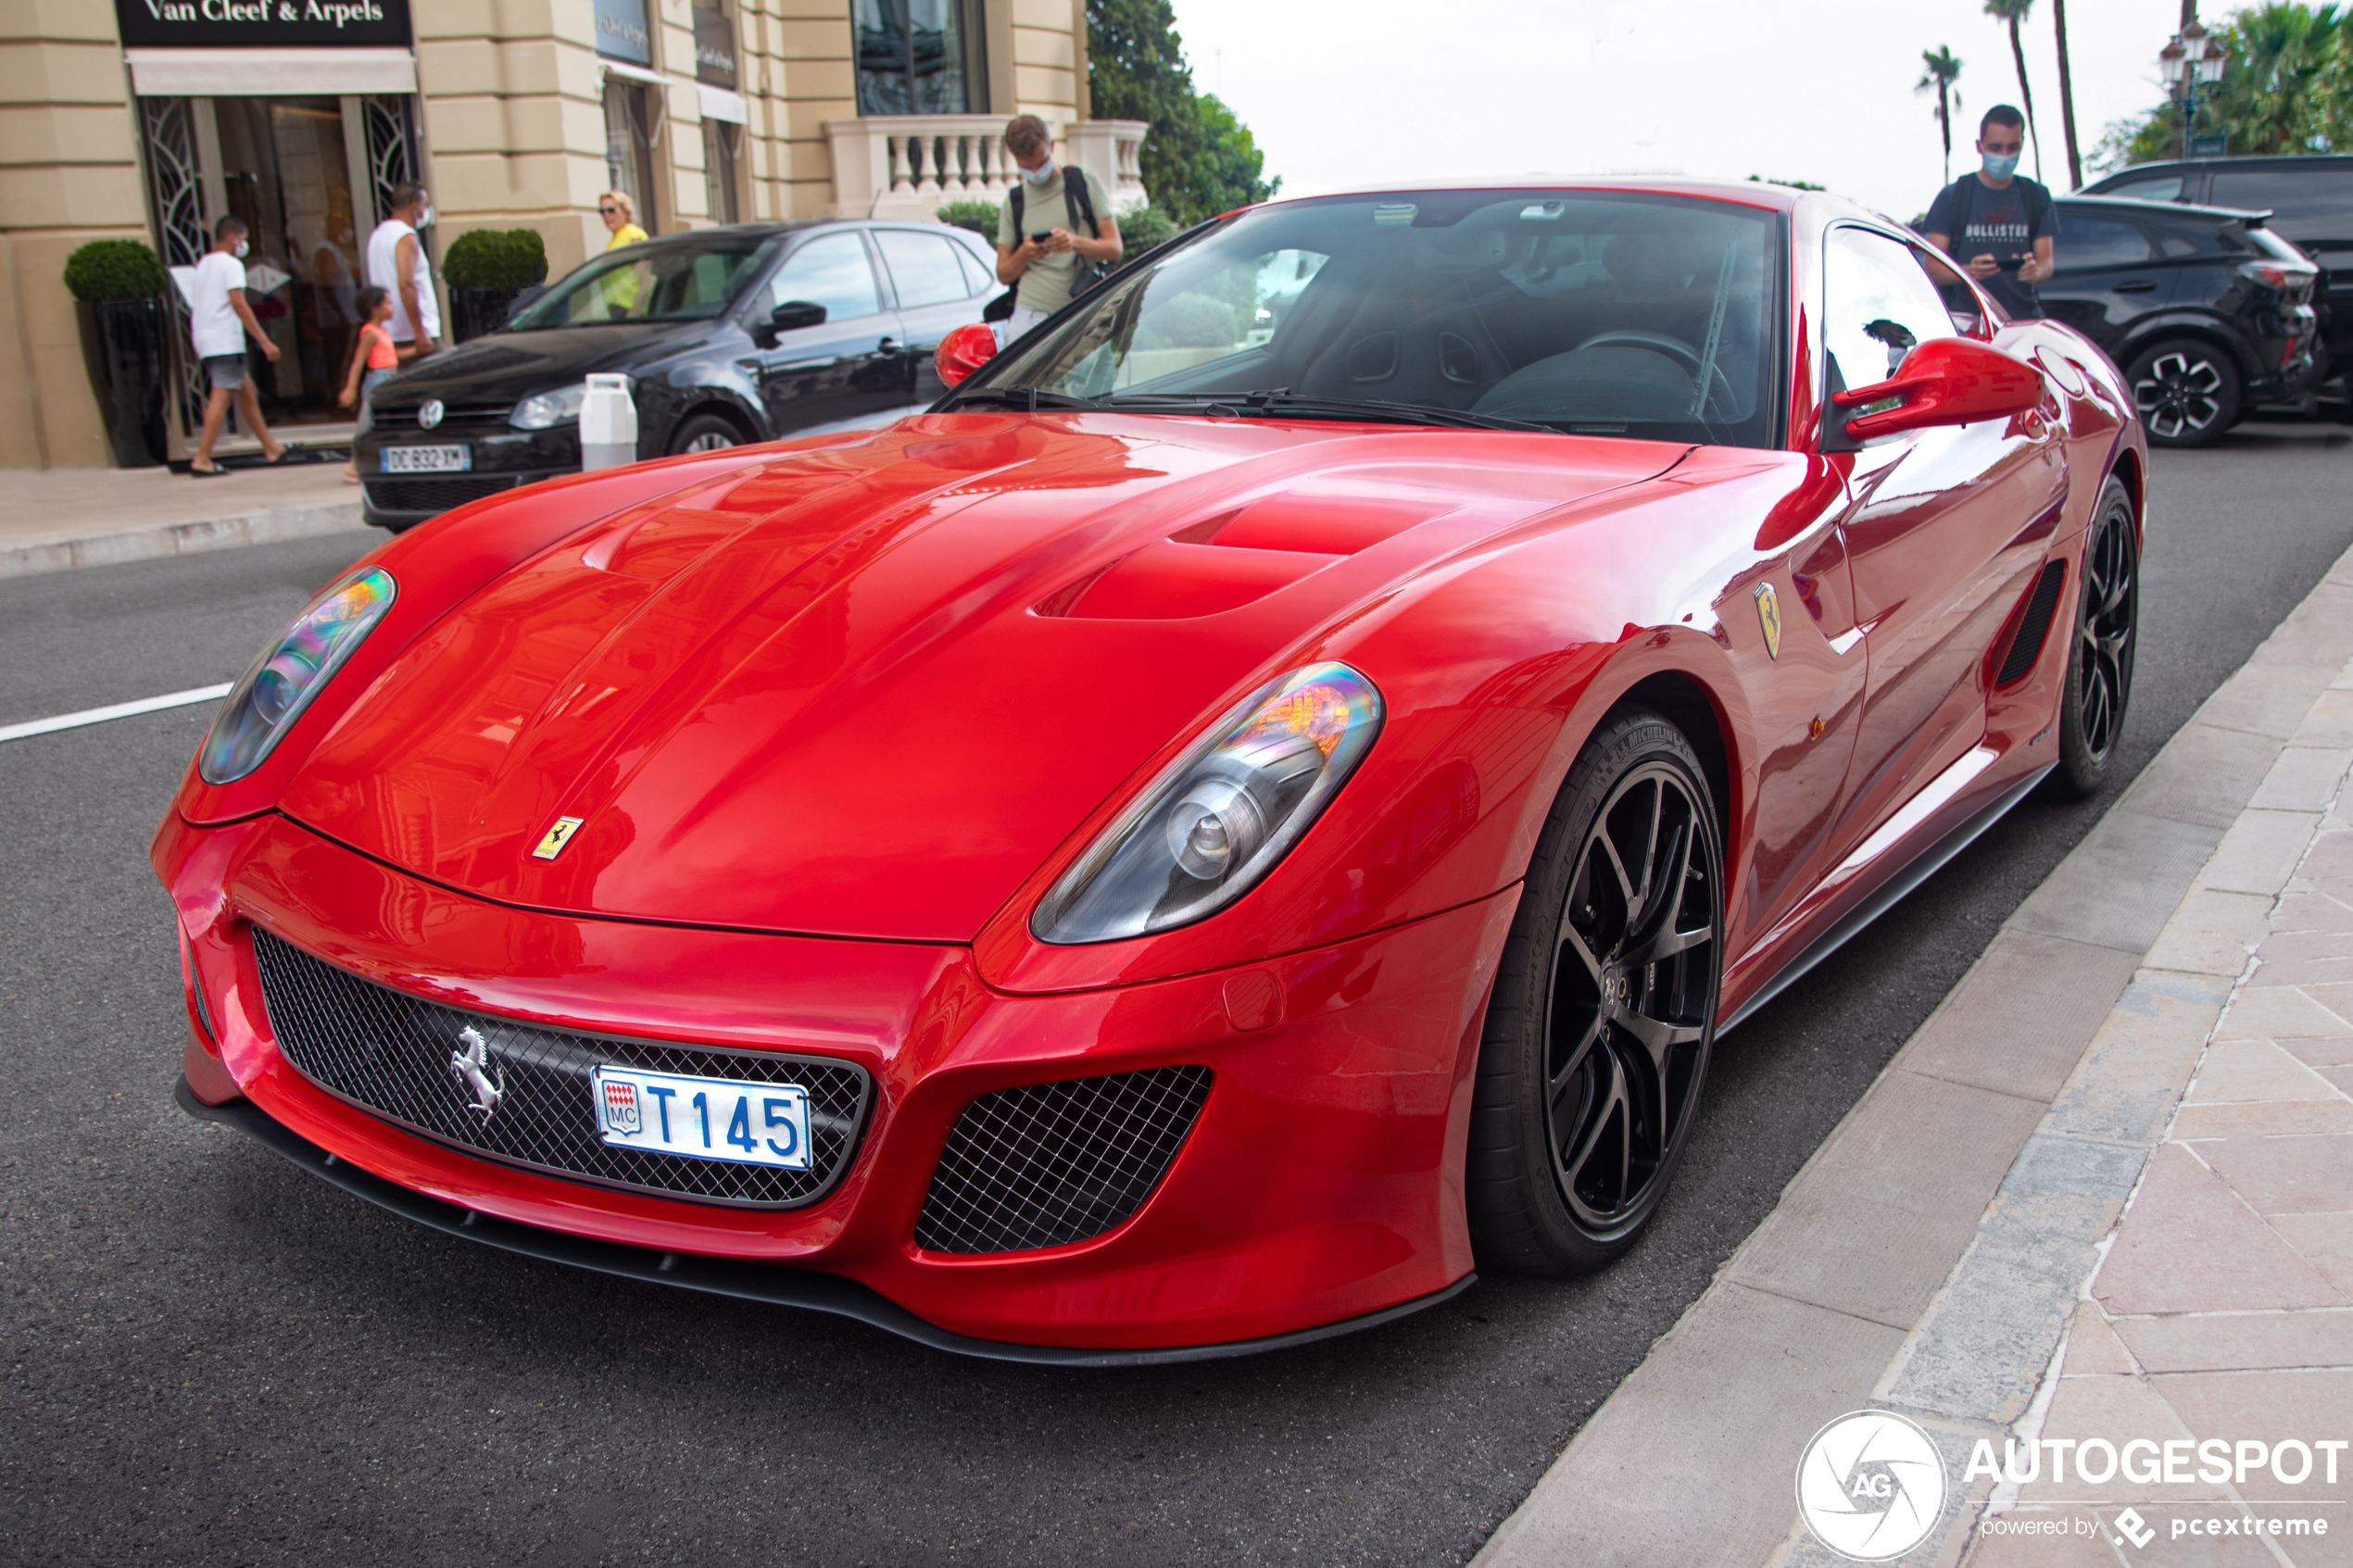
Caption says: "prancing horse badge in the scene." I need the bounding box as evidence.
[532,816,585,859]
[1754,583,1782,660]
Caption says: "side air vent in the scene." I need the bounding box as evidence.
[1996,560,2068,686]
[912,1066,1213,1253]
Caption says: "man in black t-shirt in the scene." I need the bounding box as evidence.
[1924,105,2057,320]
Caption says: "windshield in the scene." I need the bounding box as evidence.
[960,189,1783,446]
[508,234,774,328]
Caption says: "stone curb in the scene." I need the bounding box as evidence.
[1472,538,2353,1568]
[0,497,370,580]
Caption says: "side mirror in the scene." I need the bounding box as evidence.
[934,321,999,388]
[771,300,827,332]
[1830,337,2044,444]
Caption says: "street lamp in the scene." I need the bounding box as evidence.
[2160,18,2229,158]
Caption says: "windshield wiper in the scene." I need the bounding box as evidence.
[944,385,1099,412]
[1101,390,1557,434]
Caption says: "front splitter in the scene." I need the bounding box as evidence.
[177,1076,1476,1367]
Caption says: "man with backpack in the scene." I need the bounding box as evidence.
[1924,105,2057,320]
[990,114,1122,345]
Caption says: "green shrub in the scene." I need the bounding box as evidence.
[936,198,1001,238]
[442,227,549,290]
[1118,205,1178,253]
[62,238,167,302]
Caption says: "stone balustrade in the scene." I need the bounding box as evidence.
[824,115,1150,224]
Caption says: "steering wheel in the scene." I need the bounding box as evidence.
[1573,330,1740,422]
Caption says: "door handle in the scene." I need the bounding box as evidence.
[875,336,901,357]
[2112,280,2158,294]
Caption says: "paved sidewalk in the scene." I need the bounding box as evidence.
[1477,541,2353,1568]
[0,461,369,578]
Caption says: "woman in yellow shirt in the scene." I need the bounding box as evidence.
[598,191,649,313]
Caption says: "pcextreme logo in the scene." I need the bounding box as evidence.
[1796,1411,1947,1562]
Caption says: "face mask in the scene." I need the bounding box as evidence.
[1021,161,1053,187]
[418,205,436,227]
[1981,151,2020,181]
[233,240,249,259]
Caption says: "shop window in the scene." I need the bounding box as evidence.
[703,119,741,225]
[853,0,988,116]
[604,81,660,233]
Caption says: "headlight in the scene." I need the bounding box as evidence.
[510,382,592,430]
[1032,663,1383,944]
[198,568,396,784]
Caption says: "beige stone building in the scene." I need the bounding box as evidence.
[0,0,1144,468]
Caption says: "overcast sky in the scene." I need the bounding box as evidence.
[1166,0,2201,218]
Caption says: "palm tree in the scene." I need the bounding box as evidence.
[1918,46,1965,184]
[2052,0,2082,189]
[1984,0,2044,182]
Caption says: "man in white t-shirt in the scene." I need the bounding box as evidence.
[186,216,285,477]
[365,181,440,361]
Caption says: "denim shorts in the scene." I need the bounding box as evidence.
[202,353,245,391]
[360,367,393,399]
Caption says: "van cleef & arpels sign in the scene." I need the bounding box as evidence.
[115,0,413,49]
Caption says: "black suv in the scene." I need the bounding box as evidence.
[2037,196,2319,445]
[358,219,1000,532]
[2081,154,2353,393]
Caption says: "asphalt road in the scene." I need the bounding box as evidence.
[4,420,2349,1568]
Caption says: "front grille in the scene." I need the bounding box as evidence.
[913,1066,1212,1254]
[1996,560,2068,686]
[371,399,515,429]
[363,475,520,514]
[250,928,871,1208]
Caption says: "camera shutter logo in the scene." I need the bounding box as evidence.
[1796,1410,1948,1562]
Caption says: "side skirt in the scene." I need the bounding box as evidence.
[175,1077,1474,1367]
[1718,759,2056,1035]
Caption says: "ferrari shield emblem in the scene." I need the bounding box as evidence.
[1755,583,1782,660]
[532,816,585,859]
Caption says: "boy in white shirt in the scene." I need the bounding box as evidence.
[186,215,286,477]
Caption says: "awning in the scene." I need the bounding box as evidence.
[698,85,747,125]
[126,48,417,96]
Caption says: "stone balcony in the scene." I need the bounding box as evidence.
[824,115,1148,224]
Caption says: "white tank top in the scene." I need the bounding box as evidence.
[366,218,441,343]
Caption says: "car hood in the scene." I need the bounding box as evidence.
[373,322,693,407]
[280,413,1685,940]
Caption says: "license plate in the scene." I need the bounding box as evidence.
[380,444,471,473]
[591,1064,812,1170]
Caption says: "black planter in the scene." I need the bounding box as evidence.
[79,296,168,468]
[449,284,543,343]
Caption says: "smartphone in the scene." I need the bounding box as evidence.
[1030,231,1052,243]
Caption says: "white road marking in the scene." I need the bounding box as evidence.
[0,684,233,745]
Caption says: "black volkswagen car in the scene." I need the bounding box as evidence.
[358,219,1000,532]
[2035,195,2319,445]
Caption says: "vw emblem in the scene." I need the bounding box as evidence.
[448,1025,503,1119]
[417,398,445,430]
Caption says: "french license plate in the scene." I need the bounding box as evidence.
[380,444,471,473]
[591,1064,812,1170]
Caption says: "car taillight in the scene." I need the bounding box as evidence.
[2240,261,2315,292]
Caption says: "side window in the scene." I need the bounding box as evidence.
[2208,169,2353,232]
[875,229,971,309]
[2054,214,2157,270]
[769,232,882,321]
[952,240,996,295]
[1822,228,1957,392]
[2105,173,2185,204]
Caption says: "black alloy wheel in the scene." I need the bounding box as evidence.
[2045,478,2140,799]
[1467,710,1724,1273]
[2128,339,2241,447]
[670,411,745,456]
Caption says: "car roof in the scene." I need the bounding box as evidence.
[2057,194,2275,224]
[1265,175,1812,214]
[2088,154,2353,178]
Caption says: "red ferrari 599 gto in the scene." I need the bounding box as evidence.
[157,180,2145,1362]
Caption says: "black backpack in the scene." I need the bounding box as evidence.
[982,171,1107,323]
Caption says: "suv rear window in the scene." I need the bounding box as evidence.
[2206,168,2353,236]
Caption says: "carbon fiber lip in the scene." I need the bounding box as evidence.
[176,1077,1476,1367]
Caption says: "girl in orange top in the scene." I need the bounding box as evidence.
[339,285,397,483]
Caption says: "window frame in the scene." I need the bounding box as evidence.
[757,226,889,325]
[1818,220,1966,406]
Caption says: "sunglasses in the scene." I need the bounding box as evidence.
[599,206,621,215]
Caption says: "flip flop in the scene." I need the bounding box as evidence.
[187,463,228,478]
[261,450,293,466]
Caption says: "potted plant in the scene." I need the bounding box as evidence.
[443,228,549,343]
[63,238,170,468]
